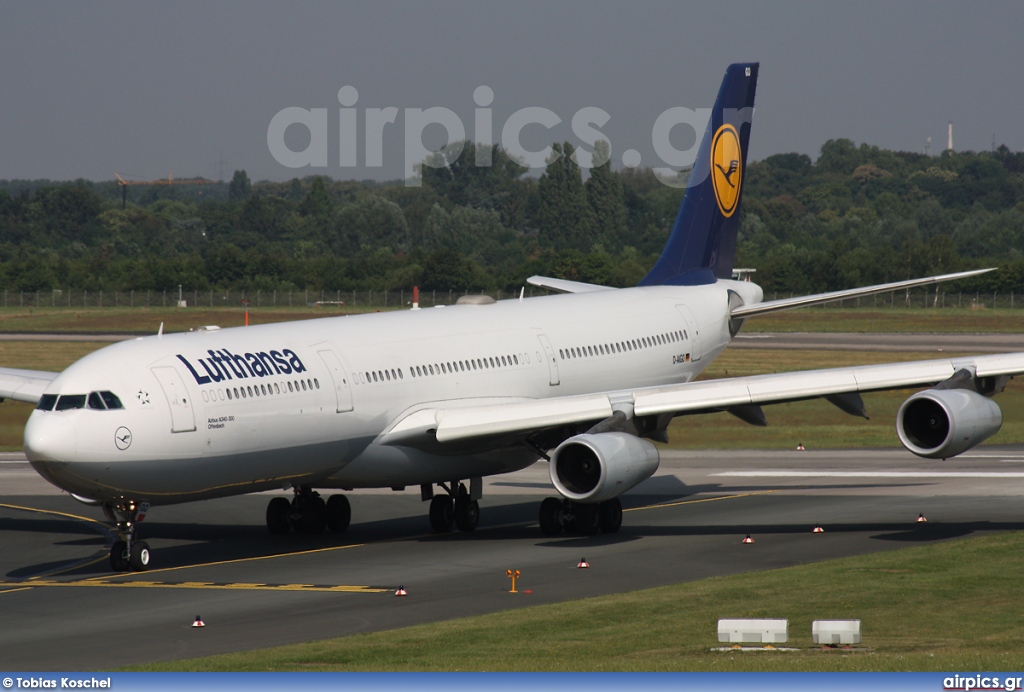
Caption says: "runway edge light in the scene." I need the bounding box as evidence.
[917,513,928,523]
[395,585,408,596]
[192,616,205,628]
[577,557,589,568]
[813,525,824,533]
[742,534,754,544]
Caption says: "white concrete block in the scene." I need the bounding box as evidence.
[717,618,788,643]
[812,619,861,645]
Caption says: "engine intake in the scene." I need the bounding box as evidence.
[897,388,1002,459]
[549,432,660,503]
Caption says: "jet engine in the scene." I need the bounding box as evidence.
[549,432,660,503]
[896,388,1002,459]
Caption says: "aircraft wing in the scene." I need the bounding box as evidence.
[381,352,1024,448]
[0,367,59,404]
[731,268,995,318]
[526,276,615,294]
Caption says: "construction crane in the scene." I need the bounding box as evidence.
[115,171,217,209]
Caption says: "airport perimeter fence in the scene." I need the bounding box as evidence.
[1,288,1023,310]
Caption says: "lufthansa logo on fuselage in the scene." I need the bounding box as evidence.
[711,123,742,217]
[176,348,307,386]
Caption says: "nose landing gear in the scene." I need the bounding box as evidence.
[106,500,151,572]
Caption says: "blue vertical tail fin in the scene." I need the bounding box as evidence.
[639,63,758,286]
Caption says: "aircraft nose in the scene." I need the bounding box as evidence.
[24,410,78,463]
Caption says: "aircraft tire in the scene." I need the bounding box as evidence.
[574,503,600,535]
[598,498,623,533]
[454,496,479,532]
[129,540,151,571]
[429,496,454,533]
[266,497,291,534]
[296,495,328,534]
[109,540,130,572]
[326,494,351,533]
[539,497,564,535]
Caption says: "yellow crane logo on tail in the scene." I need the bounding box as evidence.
[711,124,742,217]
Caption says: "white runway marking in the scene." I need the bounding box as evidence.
[713,471,1024,478]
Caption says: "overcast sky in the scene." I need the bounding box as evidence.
[2,1,1022,183]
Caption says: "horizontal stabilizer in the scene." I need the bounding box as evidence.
[731,268,995,318]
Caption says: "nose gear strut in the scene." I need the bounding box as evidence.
[106,499,151,572]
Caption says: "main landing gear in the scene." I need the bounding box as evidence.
[538,497,622,536]
[265,487,351,535]
[106,500,151,572]
[424,480,480,533]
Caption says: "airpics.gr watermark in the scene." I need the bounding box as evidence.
[267,85,753,187]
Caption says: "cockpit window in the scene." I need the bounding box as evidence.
[54,395,87,411]
[39,391,124,412]
[99,391,123,410]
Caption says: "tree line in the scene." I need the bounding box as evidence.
[0,138,1022,295]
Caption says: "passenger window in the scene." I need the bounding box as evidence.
[386,370,391,381]
[274,383,280,394]
[36,394,57,411]
[227,389,233,400]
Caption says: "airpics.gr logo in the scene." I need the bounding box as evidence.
[710,123,742,217]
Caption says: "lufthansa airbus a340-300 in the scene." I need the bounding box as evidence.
[4,63,1022,572]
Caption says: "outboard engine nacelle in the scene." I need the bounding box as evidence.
[549,432,660,503]
[897,388,1002,459]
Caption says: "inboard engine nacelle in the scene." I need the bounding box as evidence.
[896,388,1002,459]
[549,432,660,503]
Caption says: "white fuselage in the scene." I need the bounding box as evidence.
[24,280,762,504]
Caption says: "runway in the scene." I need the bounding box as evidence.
[3,445,1024,670]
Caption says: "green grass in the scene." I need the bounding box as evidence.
[127,530,1024,671]
[747,306,1022,333]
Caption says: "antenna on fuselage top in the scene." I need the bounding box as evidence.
[158,322,164,337]
[519,287,524,302]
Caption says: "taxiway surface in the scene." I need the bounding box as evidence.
[3,446,1024,670]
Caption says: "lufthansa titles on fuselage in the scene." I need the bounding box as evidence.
[177,348,307,386]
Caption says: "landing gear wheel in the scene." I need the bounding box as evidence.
[326,494,351,533]
[598,498,623,533]
[574,503,600,535]
[266,497,291,534]
[107,500,150,572]
[429,495,454,533]
[454,495,479,532]
[293,495,327,534]
[539,497,564,535]
[129,540,151,571]
[109,540,129,572]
